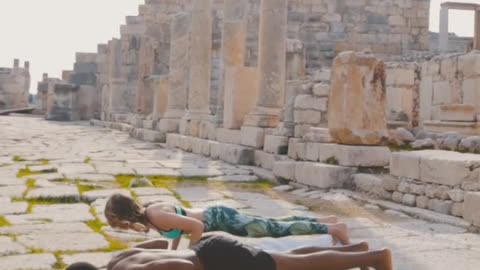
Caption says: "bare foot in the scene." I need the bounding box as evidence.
[317,215,338,224]
[373,249,393,270]
[329,223,350,245]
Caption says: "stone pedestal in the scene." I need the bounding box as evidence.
[328,51,388,145]
[180,0,213,137]
[243,0,288,128]
[159,13,190,133]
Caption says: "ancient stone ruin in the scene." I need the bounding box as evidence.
[26,0,480,229]
[0,59,30,112]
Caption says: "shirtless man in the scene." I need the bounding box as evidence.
[68,234,392,270]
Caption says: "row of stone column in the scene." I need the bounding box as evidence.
[104,0,288,136]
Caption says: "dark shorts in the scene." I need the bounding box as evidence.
[192,235,277,270]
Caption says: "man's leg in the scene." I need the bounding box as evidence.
[287,241,368,254]
[271,249,393,270]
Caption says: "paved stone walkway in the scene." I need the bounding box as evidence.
[0,115,479,270]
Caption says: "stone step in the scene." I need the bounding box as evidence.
[302,127,333,143]
[294,162,357,189]
[440,104,476,122]
[301,143,391,167]
[131,128,165,143]
[390,150,480,187]
[424,120,480,135]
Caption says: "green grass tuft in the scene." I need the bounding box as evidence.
[84,157,92,164]
[28,247,46,254]
[40,159,50,165]
[53,252,67,270]
[76,180,102,195]
[12,156,26,162]
[26,179,36,189]
[115,175,135,188]
[0,216,11,227]
[16,168,38,178]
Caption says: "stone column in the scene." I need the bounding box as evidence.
[109,78,129,113]
[243,0,288,128]
[439,7,449,52]
[158,13,190,133]
[152,75,169,120]
[475,10,480,50]
[180,0,213,136]
[213,0,249,126]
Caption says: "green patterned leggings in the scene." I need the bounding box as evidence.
[203,206,329,237]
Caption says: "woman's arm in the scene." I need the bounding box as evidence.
[147,206,204,248]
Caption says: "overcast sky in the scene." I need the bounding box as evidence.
[0,0,478,93]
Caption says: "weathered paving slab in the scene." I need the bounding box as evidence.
[26,186,80,200]
[29,173,65,182]
[58,163,96,175]
[0,185,26,198]
[94,162,135,175]
[0,253,57,270]
[137,195,181,205]
[101,226,157,242]
[6,204,94,224]
[82,189,131,202]
[28,164,58,173]
[131,187,173,196]
[0,177,26,186]
[17,232,109,252]
[0,200,28,215]
[179,168,224,178]
[68,173,116,182]
[0,222,92,235]
[133,167,180,177]
[0,236,27,255]
[174,187,225,202]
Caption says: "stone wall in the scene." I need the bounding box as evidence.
[0,59,30,110]
[385,62,420,126]
[384,150,480,223]
[420,51,480,127]
[286,0,430,71]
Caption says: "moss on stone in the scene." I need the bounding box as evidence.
[52,252,67,270]
[40,159,50,165]
[0,216,11,227]
[324,156,339,165]
[388,143,414,152]
[115,175,135,189]
[12,156,26,162]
